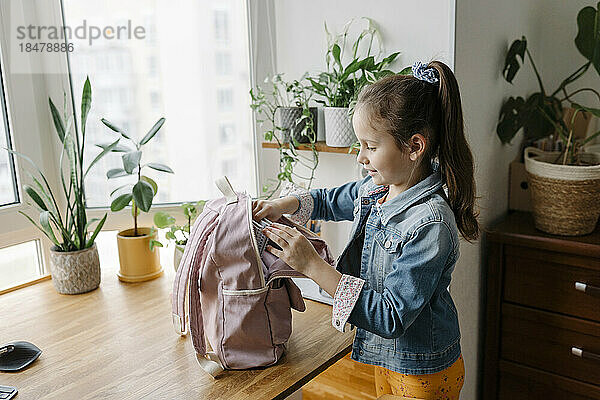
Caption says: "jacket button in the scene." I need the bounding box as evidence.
[335,320,340,326]
[385,240,392,248]
[361,199,369,205]
[359,350,364,356]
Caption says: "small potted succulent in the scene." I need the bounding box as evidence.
[308,18,400,147]
[152,201,206,271]
[101,116,174,281]
[6,78,114,294]
[498,3,600,235]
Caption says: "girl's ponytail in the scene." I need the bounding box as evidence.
[429,61,479,241]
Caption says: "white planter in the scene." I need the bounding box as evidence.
[49,243,100,294]
[323,107,356,147]
[524,147,600,236]
[173,244,185,272]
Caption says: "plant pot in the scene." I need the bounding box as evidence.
[524,147,600,236]
[116,227,163,282]
[323,107,356,147]
[173,244,185,272]
[49,243,100,294]
[316,107,326,141]
[275,107,301,143]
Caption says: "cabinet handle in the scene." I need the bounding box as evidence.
[572,347,600,362]
[574,282,600,298]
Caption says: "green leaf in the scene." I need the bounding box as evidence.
[101,118,131,140]
[48,98,65,143]
[85,213,107,248]
[139,117,165,145]
[24,184,48,211]
[332,44,342,68]
[575,3,600,75]
[154,211,176,228]
[107,168,129,179]
[81,77,92,137]
[132,180,154,212]
[85,138,120,178]
[110,184,133,197]
[20,211,61,247]
[149,239,163,252]
[503,37,527,83]
[95,142,133,153]
[111,193,132,211]
[145,163,174,173]
[572,102,600,118]
[165,231,176,240]
[497,96,526,144]
[140,175,158,195]
[40,211,59,245]
[398,66,412,75]
[122,151,142,174]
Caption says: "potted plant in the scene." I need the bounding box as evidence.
[5,78,115,294]
[250,74,319,199]
[498,3,600,235]
[308,18,400,147]
[152,201,206,271]
[101,116,173,281]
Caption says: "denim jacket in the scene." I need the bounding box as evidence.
[307,166,461,374]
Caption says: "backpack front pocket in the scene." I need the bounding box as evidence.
[265,282,293,345]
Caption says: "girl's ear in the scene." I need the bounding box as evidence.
[408,133,427,161]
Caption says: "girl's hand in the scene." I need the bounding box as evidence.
[252,197,299,222]
[262,222,320,275]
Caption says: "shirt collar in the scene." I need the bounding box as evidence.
[365,163,444,225]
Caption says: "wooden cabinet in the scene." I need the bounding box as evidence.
[483,212,600,399]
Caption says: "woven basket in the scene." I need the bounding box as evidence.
[524,147,600,236]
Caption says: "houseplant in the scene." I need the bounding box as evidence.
[250,74,319,199]
[498,3,600,235]
[101,116,173,281]
[152,201,206,271]
[6,78,115,294]
[308,18,400,147]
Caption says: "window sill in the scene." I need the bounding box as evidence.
[261,141,358,154]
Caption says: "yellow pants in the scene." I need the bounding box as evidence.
[374,354,464,399]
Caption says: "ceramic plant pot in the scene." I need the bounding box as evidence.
[323,107,356,147]
[49,243,101,294]
[173,244,185,272]
[116,227,163,282]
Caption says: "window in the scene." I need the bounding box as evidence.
[217,88,233,112]
[62,0,255,207]
[215,51,232,76]
[0,241,42,292]
[221,158,237,177]
[0,54,18,207]
[219,123,235,144]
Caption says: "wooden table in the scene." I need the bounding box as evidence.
[0,262,354,399]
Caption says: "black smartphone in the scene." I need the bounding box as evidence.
[0,385,17,399]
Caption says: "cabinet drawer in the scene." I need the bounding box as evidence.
[504,249,600,321]
[500,304,600,386]
[499,360,600,400]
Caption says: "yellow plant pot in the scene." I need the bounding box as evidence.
[116,227,163,282]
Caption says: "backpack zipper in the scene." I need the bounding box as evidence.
[246,196,266,287]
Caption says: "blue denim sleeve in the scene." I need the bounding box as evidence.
[347,221,455,339]
[309,176,370,222]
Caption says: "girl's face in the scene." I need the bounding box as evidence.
[352,107,423,196]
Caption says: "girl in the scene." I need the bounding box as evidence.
[253,60,478,399]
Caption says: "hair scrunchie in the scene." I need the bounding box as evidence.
[411,61,439,84]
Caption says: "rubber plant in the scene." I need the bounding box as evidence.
[6,77,114,252]
[101,117,173,236]
[497,2,600,161]
[250,73,318,199]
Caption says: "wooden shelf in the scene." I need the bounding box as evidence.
[261,141,357,154]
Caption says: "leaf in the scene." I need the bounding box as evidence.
[132,180,154,212]
[165,231,176,240]
[332,44,342,68]
[101,118,131,140]
[20,211,61,247]
[154,211,176,228]
[503,37,527,83]
[572,102,600,118]
[81,77,92,137]
[23,184,48,211]
[398,66,412,75]
[85,138,120,178]
[95,142,132,153]
[40,211,59,246]
[122,151,142,174]
[139,117,165,145]
[110,193,132,211]
[497,96,526,144]
[140,175,158,195]
[146,163,174,173]
[575,3,600,75]
[107,168,129,179]
[149,239,163,251]
[48,98,65,143]
[85,213,107,248]
[110,184,133,197]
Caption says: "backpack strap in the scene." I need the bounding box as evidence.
[171,207,217,335]
[215,176,238,204]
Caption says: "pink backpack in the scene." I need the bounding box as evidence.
[172,177,335,377]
